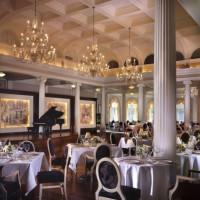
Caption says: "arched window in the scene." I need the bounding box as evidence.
[126,100,138,121]
[144,54,154,64]
[176,101,184,122]
[109,98,119,122]
[191,48,200,59]
[147,101,154,122]
[124,57,139,66]
[108,60,119,69]
[176,51,184,61]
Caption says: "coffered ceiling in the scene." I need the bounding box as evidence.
[1,0,200,66]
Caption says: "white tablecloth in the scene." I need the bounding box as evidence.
[1,152,49,195]
[114,157,175,200]
[69,145,123,172]
[176,152,200,177]
[118,137,152,148]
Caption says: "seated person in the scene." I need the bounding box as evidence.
[147,122,154,136]
[143,123,152,137]
[176,126,182,134]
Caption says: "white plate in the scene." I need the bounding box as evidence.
[159,160,173,164]
[119,159,140,164]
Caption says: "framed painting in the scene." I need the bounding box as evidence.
[0,93,33,133]
[80,100,96,128]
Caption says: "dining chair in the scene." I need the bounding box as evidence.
[188,169,200,177]
[169,175,200,200]
[180,132,190,144]
[194,130,200,137]
[0,170,21,200]
[86,143,112,190]
[20,140,35,152]
[95,157,141,200]
[37,156,68,200]
[47,138,66,170]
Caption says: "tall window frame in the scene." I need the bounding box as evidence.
[126,99,138,121]
[109,97,120,122]
[176,100,184,122]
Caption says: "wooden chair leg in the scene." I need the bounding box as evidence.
[90,166,95,191]
[64,183,68,200]
[60,183,64,195]
[39,184,42,200]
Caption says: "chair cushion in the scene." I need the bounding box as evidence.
[99,186,140,200]
[171,181,200,200]
[0,180,20,200]
[37,171,64,184]
[52,157,66,169]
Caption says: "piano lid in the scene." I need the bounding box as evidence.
[36,106,64,123]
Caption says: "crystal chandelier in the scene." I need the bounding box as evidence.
[116,28,143,84]
[78,7,109,78]
[13,0,56,64]
[191,87,198,97]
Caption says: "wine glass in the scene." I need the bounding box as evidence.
[24,143,30,153]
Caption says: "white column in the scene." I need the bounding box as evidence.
[39,77,47,118]
[193,95,198,122]
[154,0,176,161]
[100,86,106,132]
[184,80,192,125]
[122,92,126,123]
[137,84,145,122]
[74,82,81,136]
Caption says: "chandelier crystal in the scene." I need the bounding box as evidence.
[78,7,109,77]
[13,0,56,64]
[116,28,143,84]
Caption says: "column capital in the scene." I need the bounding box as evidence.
[75,82,81,87]
[37,76,47,83]
[137,84,145,88]
[183,80,192,85]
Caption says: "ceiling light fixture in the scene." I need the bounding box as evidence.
[78,7,109,78]
[71,83,76,88]
[0,72,5,77]
[13,0,56,64]
[116,27,143,84]
[129,85,134,89]
[96,88,101,92]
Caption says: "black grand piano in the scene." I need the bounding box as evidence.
[33,106,65,137]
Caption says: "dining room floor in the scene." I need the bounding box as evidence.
[24,168,97,200]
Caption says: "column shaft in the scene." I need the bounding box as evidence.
[100,87,106,132]
[184,81,192,125]
[154,0,176,161]
[39,77,46,118]
[74,83,81,136]
[137,84,144,122]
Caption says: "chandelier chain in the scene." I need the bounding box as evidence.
[78,6,109,77]
[116,27,143,84]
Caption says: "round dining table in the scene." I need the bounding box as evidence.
[176,150,200,178]
[114,156,175,200]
